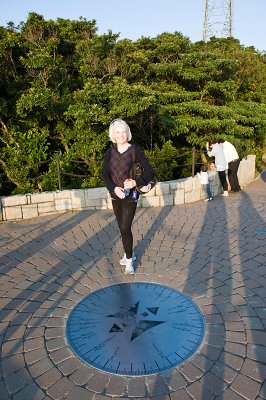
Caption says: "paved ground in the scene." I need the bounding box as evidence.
[0,171,265,400]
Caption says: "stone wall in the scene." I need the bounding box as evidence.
[0,155,256,222]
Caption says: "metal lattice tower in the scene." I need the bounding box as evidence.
[203,0,232,42]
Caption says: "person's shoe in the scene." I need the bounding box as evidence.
[124,258,134,275]
[119,252,136,266]
[222,191,229,197]
[204,198,209,202]
[209,197,213,200]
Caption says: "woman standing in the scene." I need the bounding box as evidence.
[102,119,155,274]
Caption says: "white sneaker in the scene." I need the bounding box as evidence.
[124,258,134,275]
[222,191,229,197]
[119,252,136,266]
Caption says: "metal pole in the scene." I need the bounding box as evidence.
[192,147,196,177]
[56,155,62,191]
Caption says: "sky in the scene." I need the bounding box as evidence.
[0,0,265,52]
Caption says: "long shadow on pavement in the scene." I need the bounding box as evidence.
[0,205,175,399]
[237,184,266,398]
[0,210,121,399]
[180,196,229,400]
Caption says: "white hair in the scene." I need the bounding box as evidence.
[108,119,132,143]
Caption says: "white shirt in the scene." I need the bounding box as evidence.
[207,143,228,171]
[221,141,239,163]
[197,171,209,184]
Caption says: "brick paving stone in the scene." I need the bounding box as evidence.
[49,347,72,364]
[148,395,170,400]
[223,351,244,370]
[45,327,65,339]
[0,380,11,400]
[105,374,127,397]
[231,373,261,400]
[205,332,225,347]
[169,389,193,400]
[238,304,259,318]
[186,380,214,400]
[24,327,45,339]
[204,313,224,324]
[146,375,173,397]
[28,316,49,327]
[51,307,70,318]
[20,301,43,313]
[46,317,65,328]
[24,347,48,365]
[2,338,24,357]
[65,386,95,400]
[4,367,32,395]
[85,373,110,394]
[0,309,17,322]
[225,321,245,332]
[259,381,266,399]
[2,353,25,377]
[12,382,46,400]
[241,359,266,383]
[46,376,75,399]
[57,356,82,376]
[28,357,54,378]
[246,329,266,346]
[69,364,94,385]
[127,376,147,398]
[224,342,246,357]
[162,370,188,392]
[200,343,223,361]
[24,337,45,352]
[215,388,248,400]
[247,343,266,363]
[200,371,228,396]
[5,324,26,341]
[225,330,246,343]
[9,312,31,325]
[191,354,214,372]
[35,367,62,390]
[211,362,238,384]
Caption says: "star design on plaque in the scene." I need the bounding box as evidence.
[66,282,205,376]
[107,301,165,341]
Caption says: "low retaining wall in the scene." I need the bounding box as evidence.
[0,155,256,222]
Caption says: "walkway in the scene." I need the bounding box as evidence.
[0,171,265,400]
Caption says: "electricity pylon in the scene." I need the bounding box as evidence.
[203,0,232,42]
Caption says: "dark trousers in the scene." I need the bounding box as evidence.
[112,199,137,259]
[228,159,241,191]
[218,170,228,191]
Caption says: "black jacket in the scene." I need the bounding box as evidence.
[102,144,155,197]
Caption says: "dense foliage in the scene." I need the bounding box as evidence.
[0,13,265,195]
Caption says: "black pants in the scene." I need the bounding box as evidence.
[228,159,241,191]
[112,199,137,259]
[218,170,228,191]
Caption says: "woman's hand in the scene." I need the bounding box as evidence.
[114,186,126,199]
[124,178,136,189]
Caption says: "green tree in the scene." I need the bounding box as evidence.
[0,16,265,196]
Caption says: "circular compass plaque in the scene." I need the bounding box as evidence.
[66,282,205,376]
